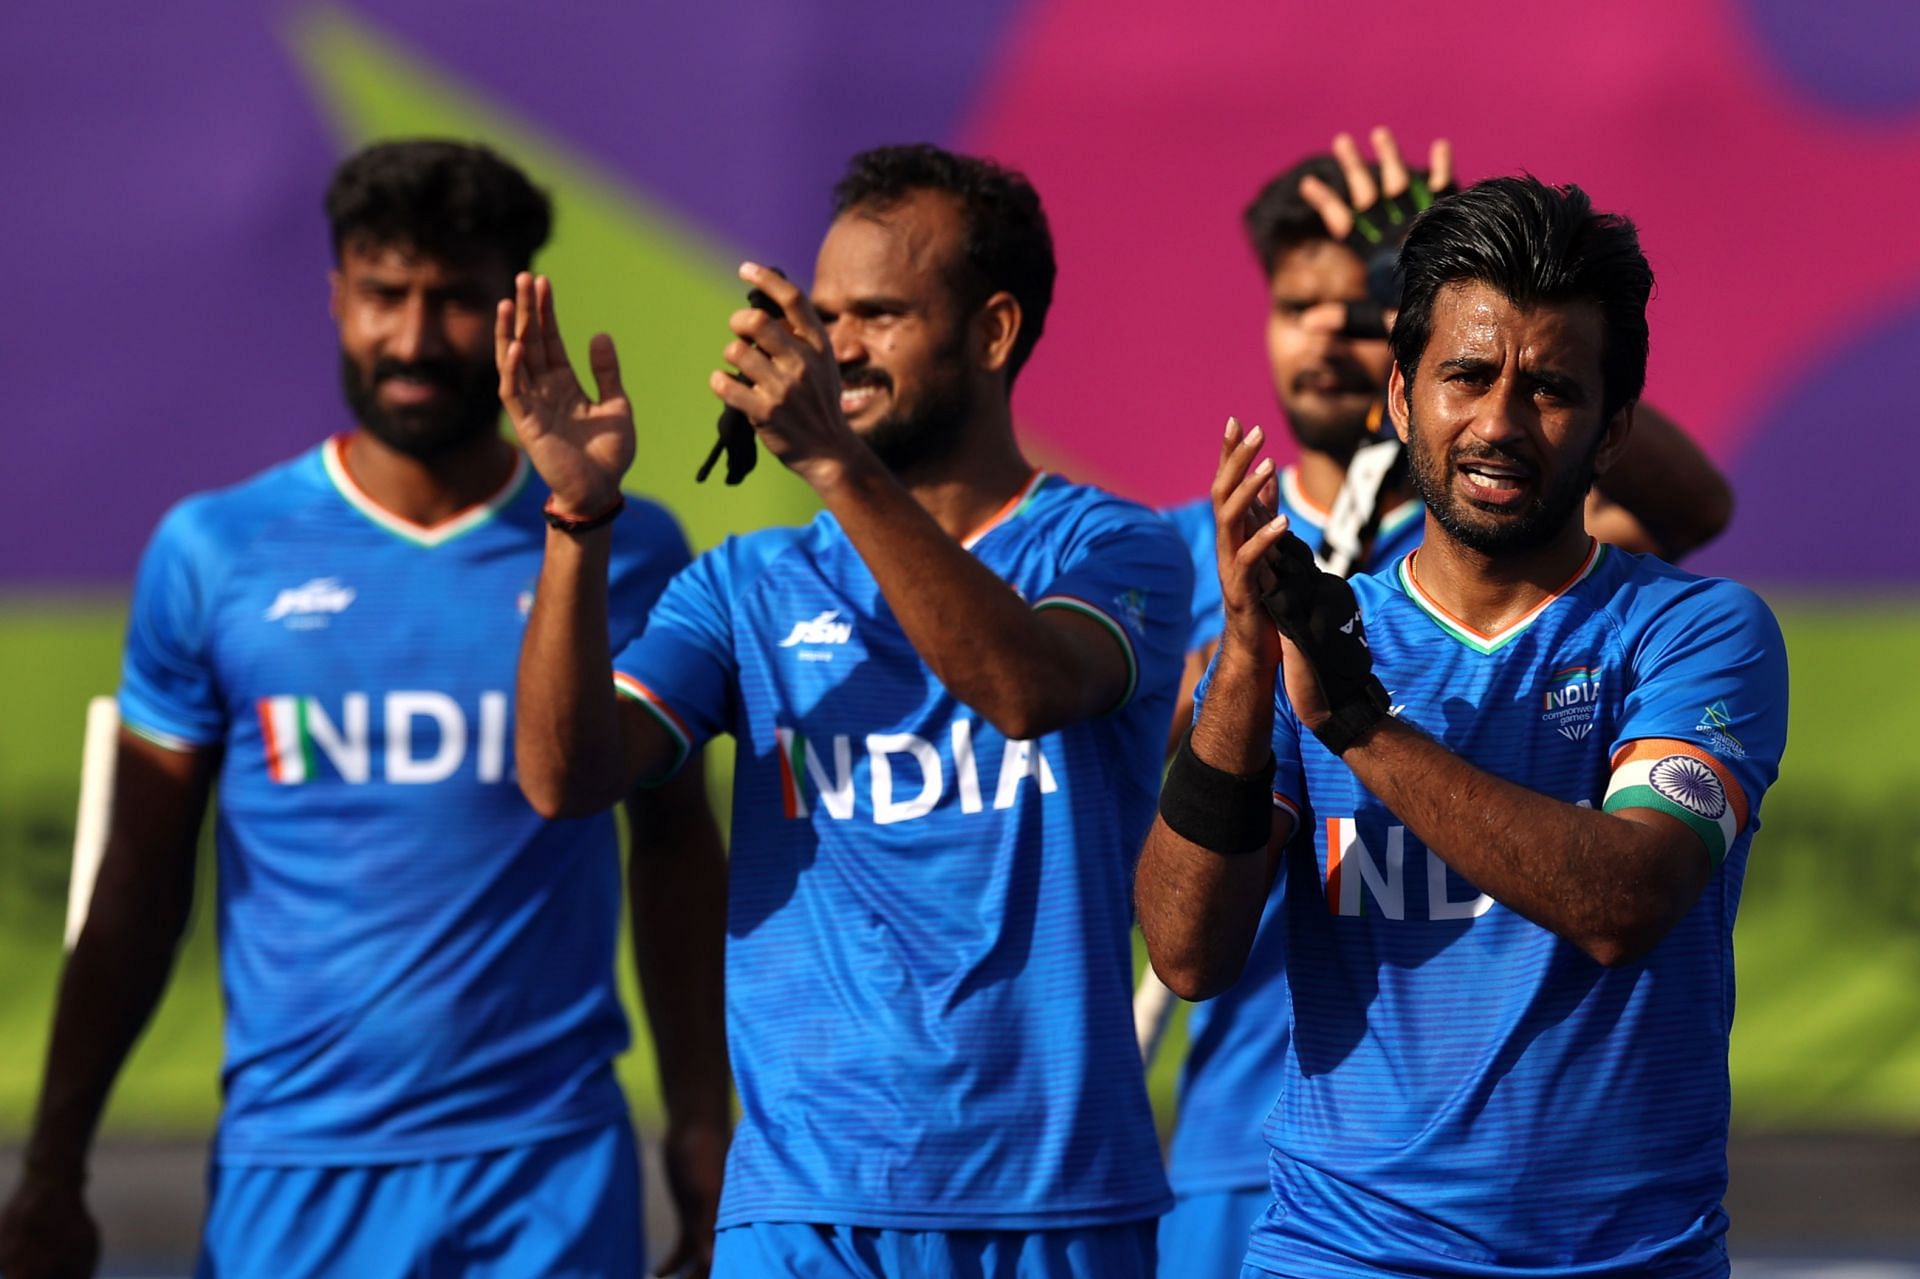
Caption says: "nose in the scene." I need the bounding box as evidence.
[386,294,447,365]
[826,316,866,368]
[1472,381,1530,447]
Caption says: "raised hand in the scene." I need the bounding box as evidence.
[1297,127,1454,338]
[1298,126,1453,246]
[496,273,634,517]
[1211,417,1291,672]
[707,263,863,490]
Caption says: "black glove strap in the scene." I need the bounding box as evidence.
[1311,681,1391,755]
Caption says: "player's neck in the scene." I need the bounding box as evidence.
[341,428,520,528]
[900,429,1038,546]
[1291,450,1349,514]
[1294,442,1417,516]
[1410,517,1598,635]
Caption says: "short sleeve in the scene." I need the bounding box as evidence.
[1608,579,1789,847]
[1189,647,1306,835]
[1032,509,1195,713]
[118,500,225,750]
[612,544,738,775]
[605,499,695,654]
[1161,498,1225,655]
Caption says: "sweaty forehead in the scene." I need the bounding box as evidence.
[1424,280,1604,375]
[812,191,967,309]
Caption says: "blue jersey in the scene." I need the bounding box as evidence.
[1228,542,1788,1277]
[613,472,1189,1231]
[119,437,691,1165]
[1160,467,1422,1195]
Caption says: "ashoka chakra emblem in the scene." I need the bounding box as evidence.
[1650,755,1726,819]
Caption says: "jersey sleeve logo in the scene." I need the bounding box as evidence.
[1694,699,1747,758]
[1648,754,1728,820]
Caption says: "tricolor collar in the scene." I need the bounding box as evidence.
[961,469,1050,550]
[1281,464,1422,537]
[322,435,529,548]
[1398,538,1605,654]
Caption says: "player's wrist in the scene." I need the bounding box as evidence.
[19,1144,87,1191]
[543,492,624,535]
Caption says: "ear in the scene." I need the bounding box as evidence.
[1386,362,1412,443]
[1591,402,1635,478]
[328,269,345,324]
[975,290,1023,376]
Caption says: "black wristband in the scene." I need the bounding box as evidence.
[1159,730,1275,855]
[543,495,625,535]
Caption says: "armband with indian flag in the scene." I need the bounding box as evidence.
[1603,739,1748,867]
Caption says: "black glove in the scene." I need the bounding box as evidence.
[1337,174,1445,340]
[1259,529,1392,753]
[697,271,787,485]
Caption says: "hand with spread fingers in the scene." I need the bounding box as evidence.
[1298,126,1454,337]
[1212,419,1391,751]
[495,273,635,519]
[1211,416,1293,671]
[708,262,864,490]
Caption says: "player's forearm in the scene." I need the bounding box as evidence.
[1136,642,1279,998]
[24,854,194,1180]
[1342,718,1709,965]
[1592,404,1731,560]
[516,527,632,818]
[627,767,732,1134]
[815,454,1118,738]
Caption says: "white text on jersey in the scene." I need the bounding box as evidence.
[774,720,1058,823]
[258,691,509,785]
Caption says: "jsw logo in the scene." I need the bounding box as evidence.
[774,720,1057,824]
[265,577,356,622]
[257,691,510,786]
[778,610,854,648]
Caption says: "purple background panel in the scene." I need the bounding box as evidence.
[1692,296,1920,586]
[3,2,341,584]
[1738,0,1920,119]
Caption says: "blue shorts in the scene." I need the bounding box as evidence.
[197,1119,642,1278]
[1157,1186,1268,1278]
[712,1219,1157,1278]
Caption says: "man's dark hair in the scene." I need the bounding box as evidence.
[1390,176,1653,421]
[1243,155,1348,275]
[833,143,1055,385]
[325,140,552,271]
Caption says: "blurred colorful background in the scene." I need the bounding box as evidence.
[4,0,1918,1268]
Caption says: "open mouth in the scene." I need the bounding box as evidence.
[379,376,448,406]
[1457,459,1534,506]
[840,380,889,418]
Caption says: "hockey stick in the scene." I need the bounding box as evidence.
[65,696,118,951]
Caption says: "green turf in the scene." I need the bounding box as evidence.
[1,595,1916,1139]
